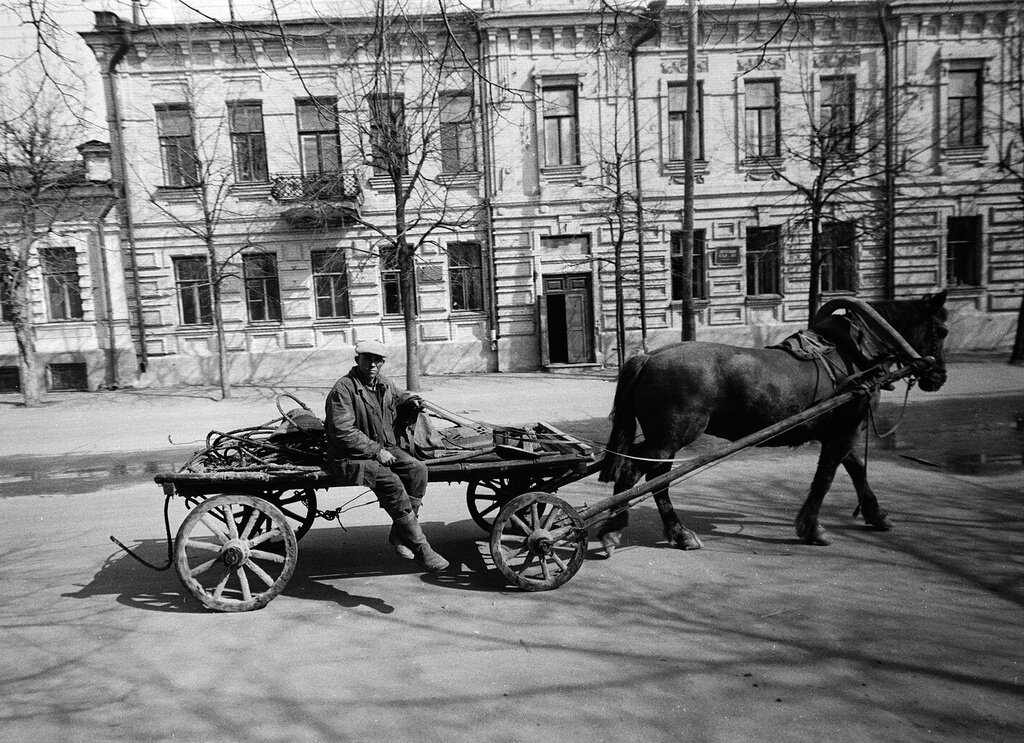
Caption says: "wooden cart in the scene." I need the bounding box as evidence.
[121,396,595,611]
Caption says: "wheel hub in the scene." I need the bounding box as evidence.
[527,529,554,556]
[221,540,249,569]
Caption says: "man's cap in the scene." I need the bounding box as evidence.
[354,339,388,358]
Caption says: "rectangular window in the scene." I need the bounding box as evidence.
[0,366,19,393]
[670,229,707,301]
[744,81,780,158]
[541,85,579,166]
[667,82,704,162]
[947,65,982,148]
[311,250,350,319]
[440,93,477,173]
[746,226,781,295]
[380,246,416,316]
[296,98,341,176]
[820,221,856,293]
[155,104,199,187]
[48,362,88,391]
[447,242,484,311]
[946,216,982,286]
[228,101,268,183]
[820,75,855,152]
[40,247,83,321]
[243,254,281,322]
[369,94,408,176]
[173,256,213,325]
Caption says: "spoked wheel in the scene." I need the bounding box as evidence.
[264,488,317,541]
[467,476,545,532]
[174,494,298,612]
[489,492,587,591]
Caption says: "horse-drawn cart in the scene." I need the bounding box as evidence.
[119,297,947,611]
[121,396,596,611]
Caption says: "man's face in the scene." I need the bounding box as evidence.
[355,353,386,384]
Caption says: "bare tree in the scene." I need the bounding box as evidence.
[0,74,94,406]
[995,6,1024,364]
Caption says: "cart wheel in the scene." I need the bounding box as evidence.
[489,492,586,591]
[467,476,543,532]
[264,488,317,541]
[174,494,297,612]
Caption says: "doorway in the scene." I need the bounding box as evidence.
[543,274,594,365]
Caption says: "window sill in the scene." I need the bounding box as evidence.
[741,157,784,181]
[540,165,585,185]
[368,175,411,192]
[670,298,710,310]
[942,147,987,165]
[313,317,353,325]
[437,172,482,189]
[663,160,710,184]
[154,186,200,203]
[248,322,283,330]
[944,284,984,296]
[745,294,783,309]
[229,182,273,200]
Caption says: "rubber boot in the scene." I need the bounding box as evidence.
[391,513,449,572]
[387,498,423,561]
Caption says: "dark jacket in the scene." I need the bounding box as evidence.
[324,366,414,459]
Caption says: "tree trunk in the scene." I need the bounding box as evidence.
[13,322,42,407]
[1010,291,1024,365]
[808,213,822,328]
[613,234,626,368]
[399,243,420,391]
[679,0,698,342]
[206,236,230,399]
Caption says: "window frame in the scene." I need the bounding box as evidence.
[946,216,982,287]
[946,65,983,149]
[296,98,341,176]
[155,104,199,188]
[40,247,83,321]
[447,241,484,312]
[228,101,269,183]
[0,251,13,323]
[439,93,477,174]
[311,249,351,319]
[667,81,705,162]
[380,246,417,316]
[819,75,856,153]
[173,256,213,326]
[540,84,580,167]
[368,93,408,176]
[670,229,708,301]
[242,253,282,323]
[820,221,856,293]
[745,226,782,296]
[743,80,781,159]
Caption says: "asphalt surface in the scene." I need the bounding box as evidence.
[0,361,1021,742]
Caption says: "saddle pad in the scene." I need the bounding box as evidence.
[769,329,836,361]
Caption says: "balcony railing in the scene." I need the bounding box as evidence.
[271,171,362,203]
[271,171,363,228]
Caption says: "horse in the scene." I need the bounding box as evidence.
[597,292,949,555]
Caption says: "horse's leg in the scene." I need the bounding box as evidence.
[795,437,853,545]
[649,462,704,551]
[841,451,893,530]
[597,458,642,558]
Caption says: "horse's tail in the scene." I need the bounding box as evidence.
[598,351,650,483]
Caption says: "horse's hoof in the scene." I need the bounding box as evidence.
[803,527,832,546]
[680,534,704,550]
[865,513,893,531]
[600,532,622,558]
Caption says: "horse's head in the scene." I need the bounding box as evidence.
[885,291,949,392]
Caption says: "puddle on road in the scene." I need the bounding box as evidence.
[0,451,183,497]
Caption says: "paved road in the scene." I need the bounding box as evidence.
[1,363,1021,742]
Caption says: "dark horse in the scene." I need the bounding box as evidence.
[597,293,949,554]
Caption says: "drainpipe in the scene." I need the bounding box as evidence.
[96,197,119,388]
[628,1,665,353]
[100,12,148,372]
[476,19,500,361]
[878,2,896,301]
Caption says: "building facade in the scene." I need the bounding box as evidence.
[68,0,1022,387]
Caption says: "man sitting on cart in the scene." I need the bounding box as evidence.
[324,339,450,572]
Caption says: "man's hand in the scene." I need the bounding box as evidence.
[375,448,397,466]
[407,395,425,413]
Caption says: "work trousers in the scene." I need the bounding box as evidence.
[361,447,428,518]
